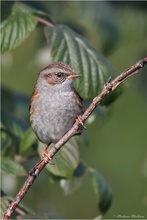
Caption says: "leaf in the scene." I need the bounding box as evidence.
[69,2,119,54]
[1,86,30,123]
[1,130,13,156]
[1,110,29,156]
[60,177,83,196]
[73,161,87,177]
[1,1,55,54]
[89,168,112,214]
[60,162,86,195]
[38,138,79,178]
[1,157,27,176]
[1,2,37,54]
[1,110,28,138]
[44,24,124,104]
[19,127,37,153]
[32,10,55,25]
[0,196,10,218]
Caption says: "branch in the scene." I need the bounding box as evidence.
[2,56,147,219]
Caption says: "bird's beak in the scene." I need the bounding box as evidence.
[67,73,81,79]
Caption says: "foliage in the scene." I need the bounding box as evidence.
[44,24,123,101]
[2,1,146,219]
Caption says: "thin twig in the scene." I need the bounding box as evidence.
[2,56,147,220]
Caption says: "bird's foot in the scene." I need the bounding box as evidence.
[76,115,86,129]
[42,146,54,165]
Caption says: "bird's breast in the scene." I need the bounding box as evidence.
[31,90,81,144]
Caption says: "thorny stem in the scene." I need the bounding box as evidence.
[2,56,147,219]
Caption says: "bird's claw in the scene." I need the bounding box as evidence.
[42,147,54,165]
[76,116,86,129]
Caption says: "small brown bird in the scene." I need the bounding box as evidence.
[30,62,84,162]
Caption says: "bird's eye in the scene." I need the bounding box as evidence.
[56,72,63,78]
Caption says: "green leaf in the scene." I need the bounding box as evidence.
[73,161,87,177]
[1,110,28,138]
[1,130,13,156]
[60,162,86,195]
[1,86,30,123]
[0,196,10,218]
[60,177,83,196]
[44,24,124,104]
[1,110,29,156]
[1,157,27,176]
[89,168,112,214]
[1,1,55,54]
[19,127,37,153]
[32,10,55,25]
[39,138,79,178]
[1,2,37,54]
[68,2,119,54]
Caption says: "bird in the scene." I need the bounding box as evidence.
[29,61,84,163]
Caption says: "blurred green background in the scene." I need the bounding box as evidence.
[1,1,147,219]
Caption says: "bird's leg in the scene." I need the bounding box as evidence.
[34,145,54,170]
[42,145,50,160]
[42,144,54,165]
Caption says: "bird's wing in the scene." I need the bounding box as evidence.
[72,88,85,113]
